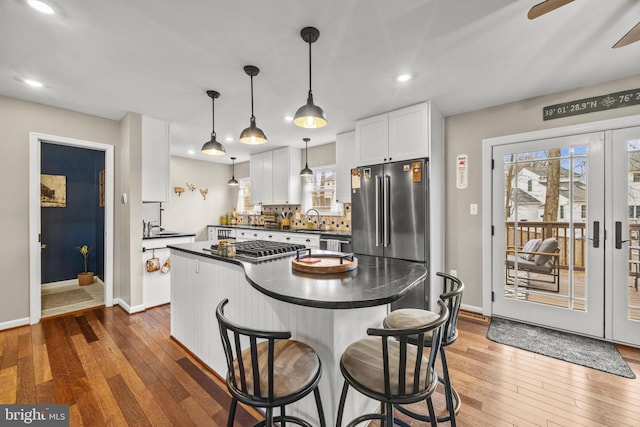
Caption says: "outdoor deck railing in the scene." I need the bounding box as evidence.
[505,221,640,272]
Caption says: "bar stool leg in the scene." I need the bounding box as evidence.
[336,381,349,427]
[227,397,237,427]
[440,349,457,427]
[426,397,438,427]
[265,408,273,426]
[313,387,327,427]
[280,406,286,427]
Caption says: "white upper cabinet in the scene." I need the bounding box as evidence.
[355,113,388,165]
[141,116,170,202]
[335,130,356,204]
[250,147,301,205]
[355,102,435,165]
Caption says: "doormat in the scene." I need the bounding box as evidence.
[487,317,636,379]
[42,288,92,310]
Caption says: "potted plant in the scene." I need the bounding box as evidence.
[76,244,94,286]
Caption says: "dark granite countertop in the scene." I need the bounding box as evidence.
[168,242,424,309]
[207,224,351,237]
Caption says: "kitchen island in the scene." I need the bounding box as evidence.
[168,241,427,425]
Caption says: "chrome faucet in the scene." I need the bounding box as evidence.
[305,208,321,230]
[146,220,160,237]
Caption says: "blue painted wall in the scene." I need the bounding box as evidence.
[41,143,105,283]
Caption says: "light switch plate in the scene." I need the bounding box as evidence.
[470,203,478,215]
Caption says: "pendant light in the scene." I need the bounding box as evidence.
[201,90,226,155]
[300,138,313,176]
[239,65,267,145]
[228,157,239,186]
[294,27,327,129]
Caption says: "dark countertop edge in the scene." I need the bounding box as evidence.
[207,224,351,237]
[143,233,196,240]
[168,244,421,309]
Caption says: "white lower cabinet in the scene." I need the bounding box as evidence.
[278,232,320,248]
[142,235,194,309]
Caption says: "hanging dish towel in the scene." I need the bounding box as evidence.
[327,239,341,252]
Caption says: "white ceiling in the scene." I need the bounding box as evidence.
[2,0,640,164]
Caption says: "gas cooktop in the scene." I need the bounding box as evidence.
[210,240,306,261]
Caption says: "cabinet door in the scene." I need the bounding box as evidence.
[336,130,356,203]
[272,148,290,203]
[237,229,263,241]
[261,152,274,203]
[388,102,429,161]
[278,233,319,248]
[250,152,265,204]
[355,113,388,165]
[141,116,170,202]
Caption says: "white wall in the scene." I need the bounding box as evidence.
[0,95,122,324]
[445,74,640,310]
[161,156,235,241]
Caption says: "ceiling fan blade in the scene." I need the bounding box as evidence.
[528,0,575,20]
[613,21,640,48]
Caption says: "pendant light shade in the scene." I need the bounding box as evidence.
[239,65,267,145]
[201,90,226,155]
[300,138,313,176]
[294,27,327,129]
[227,156,239,186]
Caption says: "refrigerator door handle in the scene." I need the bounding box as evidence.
[384,175,391,247]
[375,175,382,246]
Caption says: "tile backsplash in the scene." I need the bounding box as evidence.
[241,204,351,232]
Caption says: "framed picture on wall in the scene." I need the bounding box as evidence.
[99,169,105,207]
[41,174,66,208]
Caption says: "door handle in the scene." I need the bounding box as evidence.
[384,175,391,247]
[41,243,47,250]
[616,221,630,249]
[375,176,382,247]
[582,221,600,248]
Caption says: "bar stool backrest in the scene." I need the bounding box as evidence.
[436,272,465,346]
[367,300,448,400]
[216,298,291,403]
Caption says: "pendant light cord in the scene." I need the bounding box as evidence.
[211,96,216,137]
[250,74,255,120]
[308,39,312,94]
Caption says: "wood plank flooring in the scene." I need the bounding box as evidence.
[1,305,640,426]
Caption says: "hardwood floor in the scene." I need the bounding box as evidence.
[1,305,640,426]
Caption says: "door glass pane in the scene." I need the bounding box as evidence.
[503,146,588,311]
[627,140,640,321]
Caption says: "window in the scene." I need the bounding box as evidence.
[236,178,261,215]
[527,179,533,192]
[301,165,343,215]
[634,173,640,182]
[581,205,586,219]
[559,205,565,220]
[630,205,640,219]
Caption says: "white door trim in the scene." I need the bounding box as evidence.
[29,132,114,324]
[482,114,640,318]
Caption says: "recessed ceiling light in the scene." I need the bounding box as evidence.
[24,79,43,88]
[27,0,55,15]
[187,149,195,155]
[395,74,412,82]
[225,137,234,142]
[284,116,294,122]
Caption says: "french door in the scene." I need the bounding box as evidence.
[491,126,640,346]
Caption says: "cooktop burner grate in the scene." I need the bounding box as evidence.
[211,240,306,261]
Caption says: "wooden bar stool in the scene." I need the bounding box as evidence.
[336,300,449,427]
[383,272,465,426]
[216,299,326,427]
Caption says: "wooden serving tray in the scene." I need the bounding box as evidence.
[292,252,358,274]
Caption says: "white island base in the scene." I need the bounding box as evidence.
[170,250,388,425]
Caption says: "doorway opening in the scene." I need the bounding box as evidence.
[29,133,114,324]
[40,142,105,317]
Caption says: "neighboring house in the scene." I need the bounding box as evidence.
[507,166,586,222]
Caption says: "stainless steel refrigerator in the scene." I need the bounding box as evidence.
[351,158,429,310]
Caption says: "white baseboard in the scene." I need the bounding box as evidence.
[114,298,146,314]
[461,303,483,314]
[0,317,30,331]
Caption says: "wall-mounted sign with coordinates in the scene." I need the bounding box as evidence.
[543,88,640,121]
